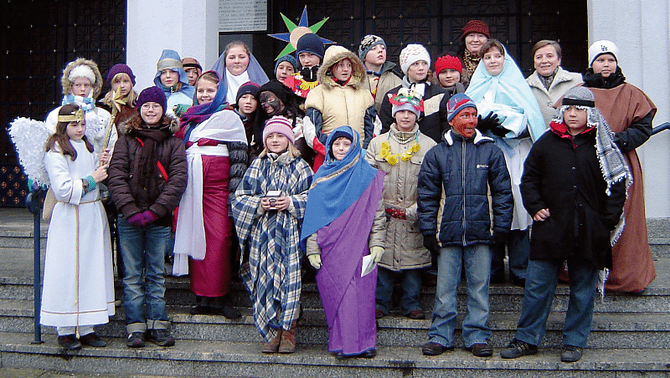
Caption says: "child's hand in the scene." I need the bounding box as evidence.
[92,165,108,183]
[533,208,550,222]
[273,196,291,211]
[99,148,111,166]
[260,198,272,210]
[308,254,322,270]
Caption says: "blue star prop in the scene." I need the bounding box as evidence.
[268,6,335,60]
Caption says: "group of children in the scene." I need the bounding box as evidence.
[32,23,654,365]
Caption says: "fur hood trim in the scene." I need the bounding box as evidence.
[118,113,180,135]
[317,46,367,89]
[61,58,104,98]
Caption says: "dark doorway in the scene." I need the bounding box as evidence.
[0,0,126,206]
[268,0,587,75]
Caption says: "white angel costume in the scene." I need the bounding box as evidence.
[40,140,115,328]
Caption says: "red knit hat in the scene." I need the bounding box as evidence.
[434,55,463,75]
[461,20,490,40]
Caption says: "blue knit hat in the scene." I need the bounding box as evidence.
[296,33,325,60]
[274,55,298,75]
[446,93,477,122]
[236,81,260,104]
[137,86,167,114]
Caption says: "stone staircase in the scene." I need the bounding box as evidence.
[0,209,669,377]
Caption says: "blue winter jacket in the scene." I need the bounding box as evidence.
[417,129,513,246]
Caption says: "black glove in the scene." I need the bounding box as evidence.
[476,113,500,132]
[491,125,510,137]
[490,231,508,249]
[423,234,440,255]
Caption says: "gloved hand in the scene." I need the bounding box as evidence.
[369,246,385,263]
[491,125,510,138]
[128,210,159,227]
[308,254,322,270]
[385,207,407,219]
[476,113,500,132]
[197,138,220,147]
[423,234,440,255]
[490,231,508,249]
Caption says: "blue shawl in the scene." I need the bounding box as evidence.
[465,47,545,143]
[300,126,378,249]
[211,50,269,92]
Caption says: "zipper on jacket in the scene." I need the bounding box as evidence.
[461,137,467,245]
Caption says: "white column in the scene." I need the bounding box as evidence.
[126,0,219,92]
[589,0,670,217]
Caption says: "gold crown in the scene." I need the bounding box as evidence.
[57,108,84,123]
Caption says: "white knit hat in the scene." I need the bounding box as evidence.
[588,40,619,67]
[399,44,431,75]
[67,64,96,84]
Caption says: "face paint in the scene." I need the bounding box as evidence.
[260,91,284,115]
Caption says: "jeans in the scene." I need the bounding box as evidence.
[514,258,598,348]
[427,244,491,348]
[117,215,171,333]
[491,229,530,282]
[375,267,422,315]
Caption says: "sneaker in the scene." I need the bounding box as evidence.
[561,345,582,362]
[147,329,175,347]
[126,332,146,348]
[467,342,493,357]
[421,341,453,356]
[57,334,82,350]
[375,308,384,319]
[79,332,106,347]
[500,339,537,359]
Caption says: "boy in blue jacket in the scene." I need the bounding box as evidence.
[417,93,513,357]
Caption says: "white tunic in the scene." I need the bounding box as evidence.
[40,140,115,327]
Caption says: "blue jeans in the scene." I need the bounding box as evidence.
[428,244,491,348]
[514,258,598,348]
[117,215,171,332]
[376,267,422,315]
[491,229,530,282]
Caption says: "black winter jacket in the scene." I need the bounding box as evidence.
[417,130,513,246]
[520,127,626,269]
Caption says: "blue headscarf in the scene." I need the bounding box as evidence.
[300,126,378,249]
[464,46,545,142]
[179,70,228,127]
[211,46,269,91]
[153,49,195,99]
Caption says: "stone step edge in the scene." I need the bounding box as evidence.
[3,301,670,333]
[0,332,668,373]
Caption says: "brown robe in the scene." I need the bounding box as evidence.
[588,83,657,292]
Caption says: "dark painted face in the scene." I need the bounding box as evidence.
[259,91,284,115]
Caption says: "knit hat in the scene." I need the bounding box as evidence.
[399,44,431,75]
[296,33,325,60]
[434,55,463,75]
[236,81,260,103]
[329,129,353,144]
[446,93,477,122]
[358,34,386,61]
[391,88,423,117]
[561,86,596,107]
[263,116,295,144]
[106,63,136,85]
[181,57,202,71]
[588,40,619,66]
[136,86,167,114]
[274,55,298,75]
[461,20,490,40]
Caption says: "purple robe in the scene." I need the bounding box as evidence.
[315,171,384,355]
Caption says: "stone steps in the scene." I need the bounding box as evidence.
[1,332,668,378]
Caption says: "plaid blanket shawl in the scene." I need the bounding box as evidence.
[231,151,313,341]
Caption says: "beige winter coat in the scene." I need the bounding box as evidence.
[365,124,436,271]
[305,46,374,144]
[526,66,582,127]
